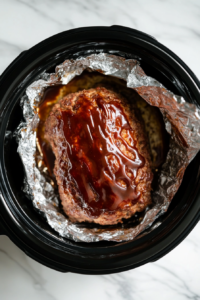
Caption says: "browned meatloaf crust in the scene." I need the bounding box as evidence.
[44,87,153,225]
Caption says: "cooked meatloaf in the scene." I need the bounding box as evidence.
[44,87,153,225]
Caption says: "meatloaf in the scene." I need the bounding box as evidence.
[44,87,153,225]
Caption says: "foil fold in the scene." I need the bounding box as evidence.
[16,53,200,242]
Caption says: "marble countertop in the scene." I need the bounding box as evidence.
[0,0,200,299]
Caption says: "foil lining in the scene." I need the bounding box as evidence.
[16,53,200,242]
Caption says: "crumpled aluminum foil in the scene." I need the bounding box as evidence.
[16,53,200,242]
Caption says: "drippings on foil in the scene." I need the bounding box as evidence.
[16,54,200,242]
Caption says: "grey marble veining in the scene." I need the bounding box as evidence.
[0,0,200,299]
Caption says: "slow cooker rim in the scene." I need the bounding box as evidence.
[0,26,200,273]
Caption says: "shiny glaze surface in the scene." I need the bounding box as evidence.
[37,72,167,180]
[59,93,144,215]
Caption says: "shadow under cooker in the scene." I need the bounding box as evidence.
[0,26,200,274]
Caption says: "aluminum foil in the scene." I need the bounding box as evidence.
[16,53,200,242]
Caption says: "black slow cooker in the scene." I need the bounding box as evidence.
[0,25,200,275]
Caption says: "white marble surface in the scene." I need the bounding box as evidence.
[0,0,200,299]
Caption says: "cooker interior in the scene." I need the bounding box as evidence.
[3,41,200,250]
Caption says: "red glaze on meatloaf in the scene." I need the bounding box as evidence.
[44,87,153,225]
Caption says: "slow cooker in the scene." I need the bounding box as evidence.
[0,25,200,274]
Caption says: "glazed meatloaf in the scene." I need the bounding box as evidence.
[44,87,153,225]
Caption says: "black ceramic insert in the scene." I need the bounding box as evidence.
[0,26,200,274]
